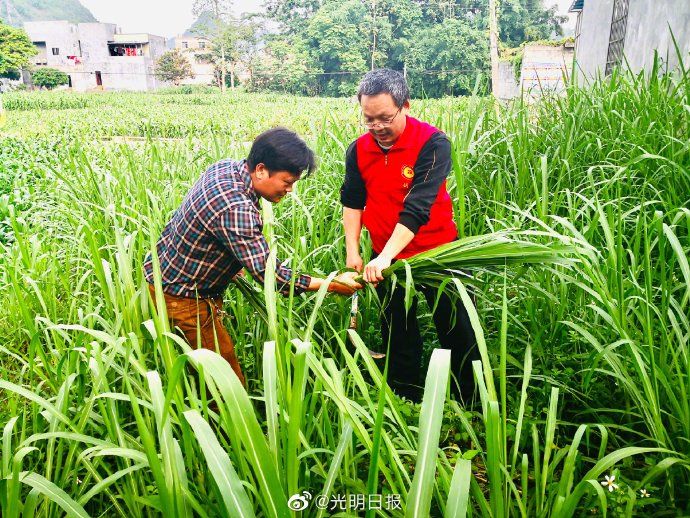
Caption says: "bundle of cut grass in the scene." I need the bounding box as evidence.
[358,230,587,285]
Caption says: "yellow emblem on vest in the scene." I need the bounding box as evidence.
[401,166,414,180]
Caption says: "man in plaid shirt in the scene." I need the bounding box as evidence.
[144,128,361,384]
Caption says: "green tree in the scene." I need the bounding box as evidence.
[1,67,20,80]
[31,67,68,89]
[406,18,488,97]
[412,0,565,45]
[247,36,313,94]
[264,0,322,36]
[0,20,35,76]
[258,0,566,98]
[499,0,566,47]
[304,0,392,96]
[155,49,194,85]
[375,0,424,70]
[204,17,259,89]
[416,0,485,25]
[193,0,258,91]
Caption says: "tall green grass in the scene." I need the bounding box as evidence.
[0,65,688,515]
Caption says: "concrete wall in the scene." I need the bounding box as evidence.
[520,44,574,100]
[174,35,209,52]
[496,61,519,100]
[573,0,614,80]
[148,35,167,60]
[74,23,117,91]
[623,1,690,73]
[574,0,690,81]
[24,21,81,68]
[97,58,150,91]
[179,60,215,85]
[77,23,116,61]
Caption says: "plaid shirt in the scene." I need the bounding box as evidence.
[143,159,311,298]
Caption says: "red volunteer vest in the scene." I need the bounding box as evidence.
[357,116,457,259]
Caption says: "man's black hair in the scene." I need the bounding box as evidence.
[247,127,316,177]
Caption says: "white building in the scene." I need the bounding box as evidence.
[24,21,168,91]
[569,0,690,81]
[173,34,215,85]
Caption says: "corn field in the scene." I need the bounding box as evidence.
[0,66,689,516]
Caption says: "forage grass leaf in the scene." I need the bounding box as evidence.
[445,458,472,518]
[263,341,280,468]
[406,348,450,518]
[0,380,73,430]
[186,349,289,518]
[183,410,256,517]
[77,463,147,506]
[2,417,18,477]
[560,447,670,515]
[662,223,690,306]
[317,422,353,518]
[452,278,496,400]
[14,471,90,518]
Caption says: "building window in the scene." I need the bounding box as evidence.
[108,43,145,57]
[605,0,630,76]
[52,47,60,55]
[182,41,188,49]
[34,41,48,65]
[199,41,206,49]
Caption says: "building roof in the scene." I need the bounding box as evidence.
[569,0,584,12]
[111,33,165,44]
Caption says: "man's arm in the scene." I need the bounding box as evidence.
[305,271,361,294]
[340,142,366,272]
[398,133,452,233]
[215,202,360,294]
[343,208,364,272]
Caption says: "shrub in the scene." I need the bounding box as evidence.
[31,67,69,89]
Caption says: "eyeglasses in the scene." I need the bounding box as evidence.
[361,108,402,129]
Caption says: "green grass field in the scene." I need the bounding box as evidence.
[0,67,688,516]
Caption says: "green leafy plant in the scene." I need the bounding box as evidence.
[31,67,69,90]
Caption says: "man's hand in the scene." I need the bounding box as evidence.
[328,271,363,296]
[363,255,392,284]
[346,252,364,273]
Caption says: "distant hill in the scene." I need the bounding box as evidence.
[184,11,215,37]
[1,0,97,27]
[167,11,213,49]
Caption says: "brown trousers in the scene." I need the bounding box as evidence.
[147,284,245,386]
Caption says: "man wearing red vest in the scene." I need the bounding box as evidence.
[340,68,478,403]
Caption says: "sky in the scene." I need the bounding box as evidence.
[79,0,265,37]
[79,0,577,38]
